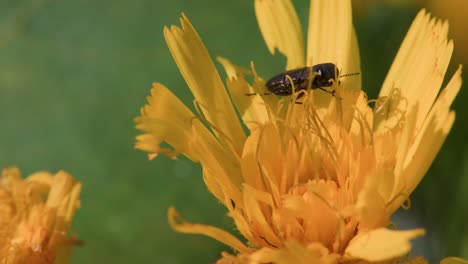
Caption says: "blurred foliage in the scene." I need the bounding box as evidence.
[0,0,465,263]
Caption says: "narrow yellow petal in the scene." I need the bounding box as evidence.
[345,228,425,262]
[250,240,321,264]
[46,171,75,208]
[407,256,429,264]
[201,170,225,206]
[228,209,256,244]
[135,83,202,161]
[380,10,453,130]
[402,66,461,173]
[200,161,243,210]
[306,0,360,107]
[164,14,245,155]
[432,65,463,108]
[307,0,360,87]
[168,207,252,253]
[135,83,244,195]
[61,172,82,223]
[389,66,461,213]
[348,28,362,90]
[441,257,468,264]
[242,184,281,247]
[393,102,419,179]
[254,124,283,203]
[240,127,273,192]
[217,57,271,129]
[191,126,243,201]
[25,171,54,186]
[282,184,339,248]
[25,171,54,197]
[355,173,389,230]
[254,0,305,69]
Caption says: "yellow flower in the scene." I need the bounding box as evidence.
[0,167,82,264]
[135,0,463,263]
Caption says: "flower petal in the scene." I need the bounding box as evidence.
[389,66,461,213]
[345,228,425,262]
[25,171,54,196]
[348,28,362,90]
[228,209,256,244]
[440,257,468,264]
[164,14,245,155]
[255,0,305,69]
[306,0,360,108]
[380,9,453,130]
[168,207,252,253]
[1,168,82,263]
[242,184,282,247]
[135,83,203,161]
[25,171,54,186]
[307,0,360,86]
[46,171,82,224]
[250,240,321,264]
[135,83,244,195]
[283,181,340,247]
[217,57,272,129]
[355,173,389,230]
[196,145,243,204]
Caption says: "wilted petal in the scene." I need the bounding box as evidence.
[0,168,81,263]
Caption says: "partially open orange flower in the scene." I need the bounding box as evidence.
[135,0,463,263]
[0,167,81,264]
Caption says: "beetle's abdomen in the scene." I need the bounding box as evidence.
[265,67,310,96]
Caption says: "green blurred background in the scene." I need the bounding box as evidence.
[0,0,466,263]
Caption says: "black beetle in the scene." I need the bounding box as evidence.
[247,63,359,97]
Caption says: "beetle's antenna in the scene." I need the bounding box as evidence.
[339,72,360,78]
